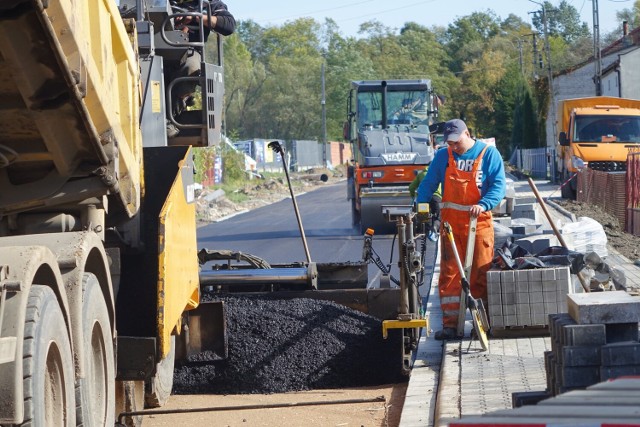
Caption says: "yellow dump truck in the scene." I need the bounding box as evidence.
[557,96,640,199]
[0,0,225,424]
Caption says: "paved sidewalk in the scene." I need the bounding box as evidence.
[399,178,640,427]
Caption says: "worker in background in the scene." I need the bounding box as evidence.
[409,165,441,242]
[416,119,506,340]
[168,0,236,136]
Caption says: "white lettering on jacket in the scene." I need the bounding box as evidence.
[455,158,483,189]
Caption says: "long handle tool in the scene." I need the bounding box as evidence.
[268,141,312,264]
[443,221,489,351]
[456,216,477,336]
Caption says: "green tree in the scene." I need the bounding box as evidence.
[222,33,267,138]
[510,80,539,152]
[324,29,376,141]
[531,1,590,44]
[616,0,640,29]
[443,11,502,72]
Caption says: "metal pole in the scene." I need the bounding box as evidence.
[135,0,144,21]
[321,62,328,167]
[593,0,602,95]
[118,397,386,423]
[268,141,312,263]
[517,39,524,76]
[532,32,539,80]
[530,0,558,151]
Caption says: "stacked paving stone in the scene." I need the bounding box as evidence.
[545,291,640,395]
[488,266,572,329]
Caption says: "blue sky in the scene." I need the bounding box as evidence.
[231,0,632,38]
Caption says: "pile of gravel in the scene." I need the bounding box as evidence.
[173,294,406,394]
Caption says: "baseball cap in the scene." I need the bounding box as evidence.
[443,119,468,142]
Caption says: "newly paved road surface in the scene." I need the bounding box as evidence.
[197,182,422,288]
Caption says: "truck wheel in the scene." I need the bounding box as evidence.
[23,285,76,426]
[76,273,115,426]
[144,335,175,408]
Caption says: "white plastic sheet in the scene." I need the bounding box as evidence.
[560,216,608,258]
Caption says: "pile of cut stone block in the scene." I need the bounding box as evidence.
[488,266,572,329]
[546,291,640,395]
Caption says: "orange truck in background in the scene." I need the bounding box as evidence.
[557,96,640,199]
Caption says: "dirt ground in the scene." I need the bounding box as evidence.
[143,384,407,427]
[165,168,407,427]
[552,198,640,263]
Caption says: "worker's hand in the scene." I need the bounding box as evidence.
[469,204,484,218]
[175,15,196,33]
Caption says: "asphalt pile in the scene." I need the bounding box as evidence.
[173,294,405,394]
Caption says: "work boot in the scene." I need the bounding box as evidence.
[434,327,460,341]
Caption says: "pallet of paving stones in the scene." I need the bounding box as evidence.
[487,266,572,334]
[545,291,640,396]
[451,291,640,426]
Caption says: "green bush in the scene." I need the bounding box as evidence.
[192,145,246,186]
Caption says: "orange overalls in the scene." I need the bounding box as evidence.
[439,146,494,329]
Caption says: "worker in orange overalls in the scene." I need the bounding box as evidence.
[416,119,506,340]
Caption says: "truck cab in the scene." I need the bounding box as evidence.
[557,97,640,199]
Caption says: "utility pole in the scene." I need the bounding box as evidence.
[321,62,327,167]
[516,39,525,76]
[529,0,557,150]
[532,32,540,80]
[593,0,602,95]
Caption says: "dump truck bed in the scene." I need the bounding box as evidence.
[0,0,141,219]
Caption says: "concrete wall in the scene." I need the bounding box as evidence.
[620,49,640,99]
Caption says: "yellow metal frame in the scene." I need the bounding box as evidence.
[382,318,429,339]
[157,149,200,358]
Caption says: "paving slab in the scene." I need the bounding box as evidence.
[568,291,640,324]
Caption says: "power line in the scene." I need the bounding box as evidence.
[253,0,437,27]
[336,0,438,24]
[259,0,376,23]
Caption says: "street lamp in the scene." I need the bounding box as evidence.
[500,31,526,76]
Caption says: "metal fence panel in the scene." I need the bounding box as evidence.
[508,146,555,180]
[291,140,323,171]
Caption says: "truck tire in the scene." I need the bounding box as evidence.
[144,336,175,408]
[22,285,76,426]
[76,273,115,426]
